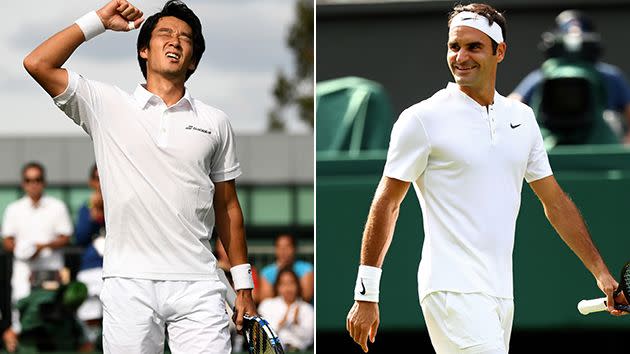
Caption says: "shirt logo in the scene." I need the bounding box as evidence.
[185,125,212,135]
[510,123,522,129]
[360,278,366,295]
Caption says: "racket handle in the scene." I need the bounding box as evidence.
[577,297,607,315]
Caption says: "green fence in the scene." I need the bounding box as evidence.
[317,145,630,331]
[0,185,313,227]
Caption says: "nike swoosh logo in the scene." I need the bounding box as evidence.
[510,123,521,129]
[461,17,475,21]
[360,278,366,295]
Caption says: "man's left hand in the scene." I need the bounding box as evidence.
[596,273,627,316]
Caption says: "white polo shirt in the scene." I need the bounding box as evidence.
[53,70,242,281]
[2,195,73,300]
[384,83,552,300]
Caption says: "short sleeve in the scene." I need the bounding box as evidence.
[209,113,242,182]
[513,69,543,105]
[260,264,276,283]
[383,108,430,182]
[525,111,553,183]
[54,201,74,236]
[606,70,630,111]
[53,69,103,136]
[2,204,16,237]
[293,261,314,277]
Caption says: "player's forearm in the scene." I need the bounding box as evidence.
[23,24,86,96]
[545,195,610,278]
[25,24,86,71]
[360,190,402,267]
[216,203,248,266]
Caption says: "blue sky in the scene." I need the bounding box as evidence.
[0,0,309,136]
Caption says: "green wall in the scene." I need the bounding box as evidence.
[316,146,630,331]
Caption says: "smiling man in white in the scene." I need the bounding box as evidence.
[346,3,625,354]
[23,1,256,353]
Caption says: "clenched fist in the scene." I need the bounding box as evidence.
[96,0,144,32]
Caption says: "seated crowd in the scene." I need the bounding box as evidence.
[0,161,314,353]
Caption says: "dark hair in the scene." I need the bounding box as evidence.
[448,3,507,55]
[274,233,296,248]
[274,267,302,298]
[22,161,46,181]
[136,0,205,81]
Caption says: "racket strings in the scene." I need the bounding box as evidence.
[244,318,281,354]
[621,263,630,293]
[614,262,630,313]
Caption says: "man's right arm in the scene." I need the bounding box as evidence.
[23,0,143,97]
[23,23,86,97]
[358,176,410,268]
[346,176,410,353]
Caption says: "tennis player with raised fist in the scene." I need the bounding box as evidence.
[346,3,625,353]
[24,1,256,353]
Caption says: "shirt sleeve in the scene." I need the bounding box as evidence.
[1,204,16,237]
[383,108,430,182]
[606,69,630,111]
[294,261,313,277]
[260,264,276,283]
[525,109,553,183]
[209,113,242,182]
[54,201,74,236]
[52,69,103,137]
[513,69,543,105]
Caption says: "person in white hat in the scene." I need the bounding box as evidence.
[346,3,625,353]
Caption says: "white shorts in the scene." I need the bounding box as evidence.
[77,267,104,321]
[420,292,514,354]
[100,277,231,354]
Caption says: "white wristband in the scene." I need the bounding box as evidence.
[354,265,382,303]
[75,11,106,41]
[230,263,254,290]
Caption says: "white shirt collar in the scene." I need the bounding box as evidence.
[446,82,500,111]
[22,195,47,209]
[133,84,196,114]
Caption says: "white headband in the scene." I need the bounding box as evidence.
[450,11,504,44]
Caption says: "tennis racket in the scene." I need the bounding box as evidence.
[217,269,285,354]
[577,261,630,315]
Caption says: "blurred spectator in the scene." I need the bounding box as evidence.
[510,9,630,143]
[10,269,87,352]
[1,162,73,352]
[259,234,313,303]
[74,164,105,351]
[258,268,314,352]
